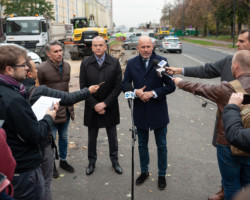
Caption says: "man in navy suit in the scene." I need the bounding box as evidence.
[122,36,176,190]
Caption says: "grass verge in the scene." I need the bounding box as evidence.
[182,38,237,49]
[108,40,123,46]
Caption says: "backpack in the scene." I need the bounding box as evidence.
[229,80,250,156]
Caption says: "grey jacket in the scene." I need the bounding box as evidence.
[184,55,234,82]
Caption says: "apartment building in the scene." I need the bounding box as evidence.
[49,0,113,30]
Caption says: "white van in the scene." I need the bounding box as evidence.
[129,32,155,39]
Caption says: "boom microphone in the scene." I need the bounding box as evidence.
[153,59,173,80]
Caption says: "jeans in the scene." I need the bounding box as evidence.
[217,144,250,200]
[137,126,167,177]
[51,115,70,161]
[12,167,44,200]
[41,145,54,200]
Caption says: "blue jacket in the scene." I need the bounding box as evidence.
[122,52,176,130]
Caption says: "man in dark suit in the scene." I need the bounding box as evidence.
[79,36,123,175]
[122,36,176,190]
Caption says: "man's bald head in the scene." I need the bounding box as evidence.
[137,36,154,59]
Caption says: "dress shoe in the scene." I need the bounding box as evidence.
[136,172,149,185]
[59,160,75,173]
[158,176,166,190]
[208,186,224,200]
[112,162,123,174]
[86,163,95,175]
[53,162,59,178]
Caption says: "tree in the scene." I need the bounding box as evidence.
[0,0,54,20]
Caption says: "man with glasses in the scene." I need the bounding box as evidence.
[80,36,123,175]
[0,45,57,199]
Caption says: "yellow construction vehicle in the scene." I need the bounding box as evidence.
[69,17,108,60]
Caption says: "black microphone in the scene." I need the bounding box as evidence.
[153,59,173,80]
[124,82,134,109]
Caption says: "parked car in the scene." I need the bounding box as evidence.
[122,37,139,50]
[159,36,182,53]
[0,43,42,64]
[122,37,158,50]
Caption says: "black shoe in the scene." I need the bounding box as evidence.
[53,162,59,178]
[136,172,149,185]
[59,160,74,173]
[112,162,123,174]
[158,176,166,190]
[86,163,95,175]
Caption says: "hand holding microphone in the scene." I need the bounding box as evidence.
[172,77,183,87]
[165,67,183,75]
[153,59,173,80]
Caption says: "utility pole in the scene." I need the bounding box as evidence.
[182,0,185,36]
[233,0,236,48]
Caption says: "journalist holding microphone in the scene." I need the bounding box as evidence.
[122,36,176,190]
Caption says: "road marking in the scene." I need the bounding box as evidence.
[182,53,205,65]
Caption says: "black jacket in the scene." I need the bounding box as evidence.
[22,78,90,106]
[222,104,250,154]
[79,53,122,128]
[0,81,53,173]
[21,78,90,147]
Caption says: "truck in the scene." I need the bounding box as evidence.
[69,17,108,60]
[157,26,172,38]
[4,16,73,60]
[0,18,5,42]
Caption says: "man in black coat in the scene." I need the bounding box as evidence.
[79,36,123,175]
[223,92,250,154]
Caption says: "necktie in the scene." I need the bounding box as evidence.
[98,58,103,66]
[143,59,148,69]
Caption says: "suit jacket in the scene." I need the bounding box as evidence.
[79,53,122,128]
[122,52,176,130]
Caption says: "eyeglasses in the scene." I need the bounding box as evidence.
[13,63,27,67]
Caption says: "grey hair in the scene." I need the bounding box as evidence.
[44,40,62,53]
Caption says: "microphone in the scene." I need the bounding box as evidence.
[153,59,173,80]
[125,83,134,109]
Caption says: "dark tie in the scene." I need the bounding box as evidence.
[98,58,103,66]
[143,59,147,69]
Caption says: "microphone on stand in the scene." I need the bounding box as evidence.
[125,83,134,109]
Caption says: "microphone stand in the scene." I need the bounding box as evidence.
[128,99,137,200]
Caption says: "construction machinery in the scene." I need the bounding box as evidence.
[4,15,73,60]
[69,17,108,60]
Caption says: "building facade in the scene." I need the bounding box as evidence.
[48,0,113,30]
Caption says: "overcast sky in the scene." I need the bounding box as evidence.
[113,0,166,29]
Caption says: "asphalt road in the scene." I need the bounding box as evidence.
[52,43,236,200]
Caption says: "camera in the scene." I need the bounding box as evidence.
[243,94,250,105]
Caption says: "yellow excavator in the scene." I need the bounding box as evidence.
[69,17,108,60]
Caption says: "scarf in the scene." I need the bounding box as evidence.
[0,74,27,98]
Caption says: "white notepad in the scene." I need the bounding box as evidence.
[32,96,61,121]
